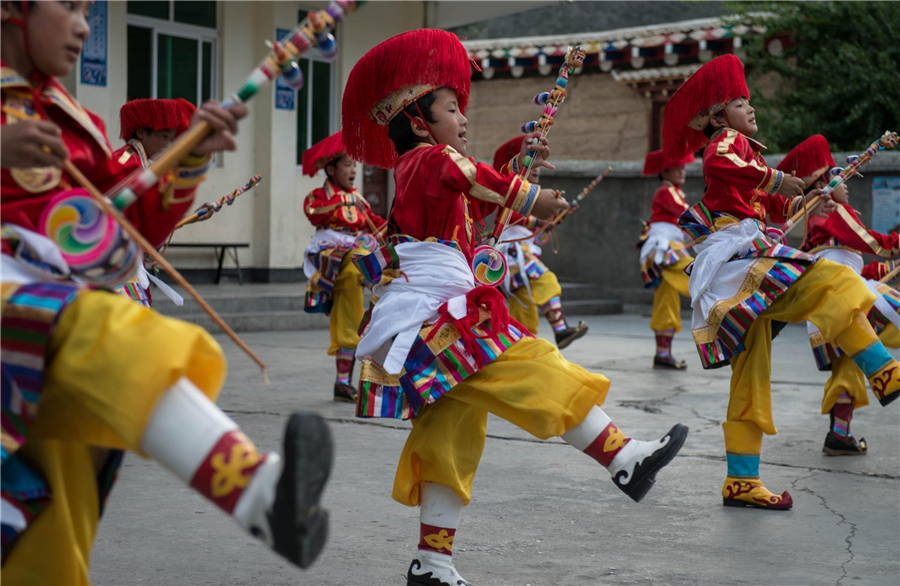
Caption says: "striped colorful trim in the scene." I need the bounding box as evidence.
[810,332,843,371]
[680,203,819,369]
[508,246,549,291]
[304,245,352,313]
[1,282,86,559]
[1,458,51,560]
[695,258,811,369]
[2,283,86,456]
[352,242,400,287]
[115,280,151,308]
[811,283,899,371]
[678,202,717,245]
[352,235,460,287]
[305,290,332,315]
[640,244,691,289]
[356,318,529,420]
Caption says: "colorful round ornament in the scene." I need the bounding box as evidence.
[471,244,508,286]
[765,226,785,245]
[353,233,378,252]
[534,229,552,246]
[38,189,139,287]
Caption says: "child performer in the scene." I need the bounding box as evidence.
[491,135,588,347]
[665,54,900,510]
[638,150,696,369]
[302,130,386,402]
[776,135,900,456]
[113,97,208,307]
[0,2,332,582]
[343,29,688,585]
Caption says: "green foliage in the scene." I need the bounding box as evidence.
[727,1,900,152]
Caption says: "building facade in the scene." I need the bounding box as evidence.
[60,1,428,281]
[461,15,770,162]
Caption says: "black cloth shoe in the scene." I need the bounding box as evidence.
[333,382,358,403]
[822,432,867,456]
[264,412,333,569]
[610,424,689,503]
[653,355,687,370]
[555,321,588,349]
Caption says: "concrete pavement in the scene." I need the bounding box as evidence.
[90,313,900,585]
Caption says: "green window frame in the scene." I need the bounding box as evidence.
[127,2,218,105]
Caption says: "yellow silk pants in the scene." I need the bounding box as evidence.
[821,322,900,414]
[2,289,225,586]
[727,260,877,435]
[327,250,365,355]
[392,337,609,507]
[649,256,693,333]
[508,271,562,335]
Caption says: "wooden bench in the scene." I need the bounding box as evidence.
[167,243,250,284]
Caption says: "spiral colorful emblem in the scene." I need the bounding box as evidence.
[471,245,508,287]
[534,230,552,246]
[38,189,139,287]
[353,233,378,253]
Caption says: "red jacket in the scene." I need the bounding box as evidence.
[390,143,539,261]
[862,259,897,281]
[804,203,899,257]
[1,64,204,253]
[650,182,689,225]
[304,179,386,232]
[701,128,795,224]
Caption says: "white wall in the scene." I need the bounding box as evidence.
[76,1,128,140]
[72,1,426,278]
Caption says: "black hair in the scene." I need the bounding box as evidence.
[803,172,830,196]
[323,154,349,180]
[387,89,440,156]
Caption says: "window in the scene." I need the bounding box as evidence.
[127,1,217,105]
[296,9,338,166]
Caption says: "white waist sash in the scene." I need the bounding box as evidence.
[303,228,360,280]
[639,221,686,265]
[356,242,475,374]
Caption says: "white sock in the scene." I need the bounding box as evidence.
[139,377,238,482]
[420,482,463,529]
[560,405,611,450]
[140,377,279,532]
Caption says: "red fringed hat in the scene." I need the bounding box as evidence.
[776,135,836,187]
[119,98,196,141]
[301,131,347,177]
[642,150,696,176]
[342,29,472,169]
[493,136,525,172]
[662,54,750,160]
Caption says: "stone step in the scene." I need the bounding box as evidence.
[152,282,372,320]
[158,294,306,317]
[559,282,606,301]
[563,299,624,316]
[152,282,620,332]
[168,310,329,333]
